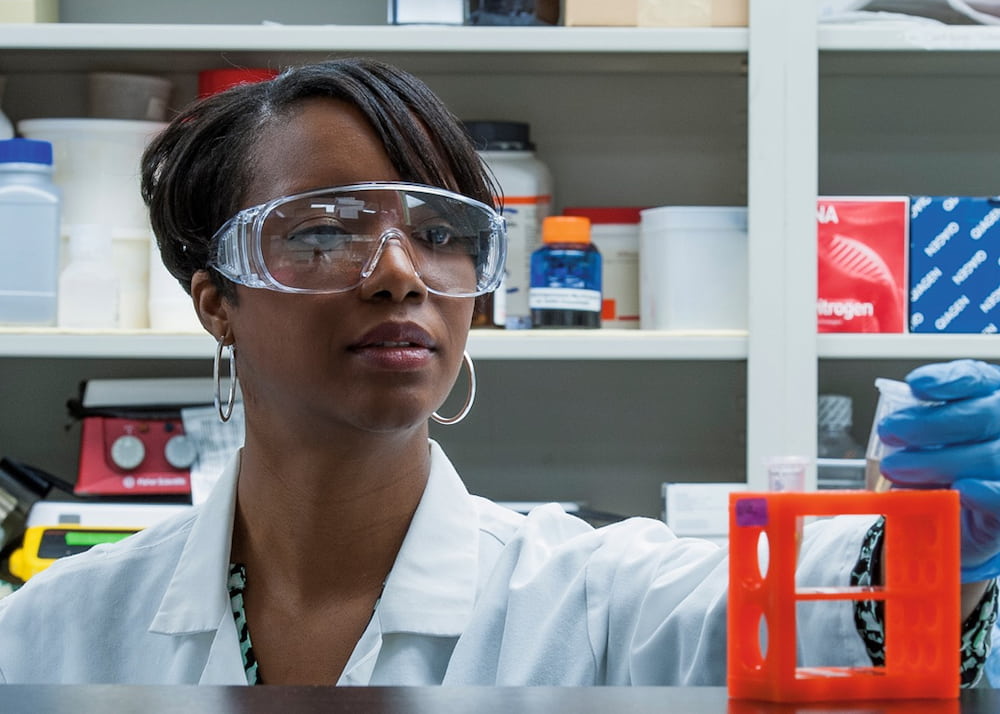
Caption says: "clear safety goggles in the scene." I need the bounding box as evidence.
[209,182,507,298]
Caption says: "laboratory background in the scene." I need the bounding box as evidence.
[0,0,999,617]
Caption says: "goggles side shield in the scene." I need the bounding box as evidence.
[209,183,507,298]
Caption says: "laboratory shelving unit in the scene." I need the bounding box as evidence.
[815,21,1000,468]
[0,3,997,518]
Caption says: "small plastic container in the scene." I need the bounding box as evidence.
[0,138,60,326]
[766,455,807,559]
[58,224,119,328]
[766,456,807,493]
[465,120,553,329]
[17,118,166,233]
[529,215,601,329]
[148,244,202,332]
[198,68,278,98]
[865,378,935,491]
[88,72,173,121]
[639,206,747,330]
[816,394,866,490]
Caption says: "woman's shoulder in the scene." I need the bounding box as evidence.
[0,506,198,613]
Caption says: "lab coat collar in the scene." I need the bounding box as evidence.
[146,438,479,674]
[148,450,241,636]
[370,439,479,637]
[148,440,478,638]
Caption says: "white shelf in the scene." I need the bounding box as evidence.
[0,24,749,75]
[818,334,1000,360]
[9,329,992,361]
[820,23,1000,52]
[819,23,1000,77]
[0,329,214,359]
[0,328,748,360]
[0,24,748,53]
[469,330,747,360]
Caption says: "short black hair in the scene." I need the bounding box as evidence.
[140,57,496,297]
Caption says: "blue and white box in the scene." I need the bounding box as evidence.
[909,196,1000,334]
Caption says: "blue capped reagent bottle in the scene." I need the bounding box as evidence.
[529,216,601,329]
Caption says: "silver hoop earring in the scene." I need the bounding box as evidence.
[214,338,238,423]
[432,351,476,426]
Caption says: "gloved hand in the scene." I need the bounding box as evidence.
[877,359,1000,583]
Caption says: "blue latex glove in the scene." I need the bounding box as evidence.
[877,359,1000,583]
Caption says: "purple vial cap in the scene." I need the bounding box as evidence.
[0,138,54,165]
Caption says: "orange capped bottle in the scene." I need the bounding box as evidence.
[529,216,601,329]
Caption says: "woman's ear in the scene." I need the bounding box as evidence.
[191,270,232,342]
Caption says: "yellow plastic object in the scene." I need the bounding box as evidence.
[8,525,137,581]
[728,490,960,703]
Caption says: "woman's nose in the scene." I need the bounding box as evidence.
[357,233,428,302]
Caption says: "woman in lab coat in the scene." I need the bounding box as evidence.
[0,58,997,686]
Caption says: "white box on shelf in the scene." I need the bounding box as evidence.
[390,0,464,24]
[661,481,746,545]
[640,206,748,330]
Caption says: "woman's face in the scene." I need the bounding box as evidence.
[220,97,475,436]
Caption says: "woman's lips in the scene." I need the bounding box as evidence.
[352,322,436,350]
[350,323,436,369]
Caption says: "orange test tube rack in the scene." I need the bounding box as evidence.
[727,490,960,702]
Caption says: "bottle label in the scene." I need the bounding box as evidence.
[529,287,601,313]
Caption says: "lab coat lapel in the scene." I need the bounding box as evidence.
[373,440,479,636]
[148,451,243,682]
[337,615,384,685]
[199,610,252,684]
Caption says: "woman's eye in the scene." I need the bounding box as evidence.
[287,224,350,251]
[414,224,463,249]
[426,226,453,245]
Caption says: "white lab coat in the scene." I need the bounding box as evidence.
[0,440,872,685]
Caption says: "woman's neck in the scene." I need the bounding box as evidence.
[229,426,430,602]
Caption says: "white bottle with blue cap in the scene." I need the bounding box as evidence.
[0,137,60,325]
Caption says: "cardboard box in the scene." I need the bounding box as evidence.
[564,0,747,27]
[816,197,909,334]
[564,0,637,26]
[0,0,58,22]
[908,196,1000,334]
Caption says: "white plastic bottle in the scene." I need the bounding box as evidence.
[0,138,60,325]
[148,239,202,332]
[58,223,120,328]
[563,207,642,329]
[465,120,552,329]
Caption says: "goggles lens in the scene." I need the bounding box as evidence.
[210,183,506,297]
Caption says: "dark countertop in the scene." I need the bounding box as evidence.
[0,686,993,713]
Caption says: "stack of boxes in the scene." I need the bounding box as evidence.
[816,196,1000,334]
[563,0,747,27]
